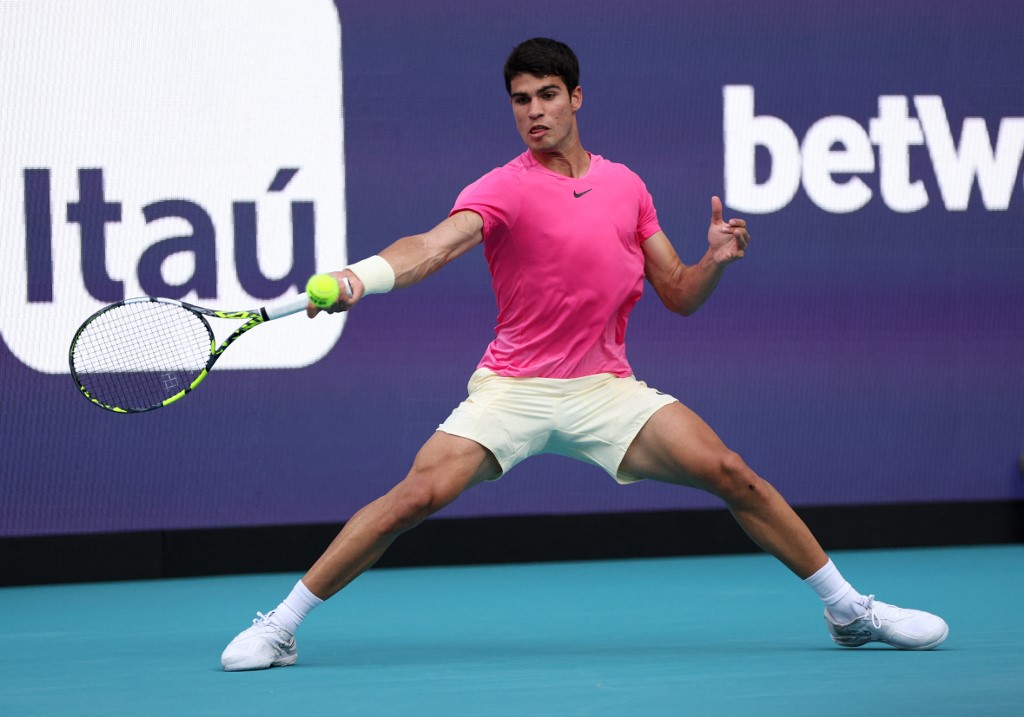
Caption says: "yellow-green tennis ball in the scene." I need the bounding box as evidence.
[306,274,340,309]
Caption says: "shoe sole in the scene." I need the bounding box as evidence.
[830,622,949,650]
[223,658,297,672]
[222,651,298,672]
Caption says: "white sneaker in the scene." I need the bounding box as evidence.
[221,611,298,671]
[825,596,949,650]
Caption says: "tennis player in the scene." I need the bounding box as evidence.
[221,38,948,670]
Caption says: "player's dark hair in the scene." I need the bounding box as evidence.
[503,38,579,96]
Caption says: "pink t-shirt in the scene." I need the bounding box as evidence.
[451,151,661,379]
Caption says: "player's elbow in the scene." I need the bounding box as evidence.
[660,292,702,317]
[680,299,710,317]
[650,266,701,317]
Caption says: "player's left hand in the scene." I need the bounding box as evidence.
[707,195,750,265]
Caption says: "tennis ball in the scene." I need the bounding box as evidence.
[306,273,340,309]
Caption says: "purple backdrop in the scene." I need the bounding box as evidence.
[2,0,1022,536]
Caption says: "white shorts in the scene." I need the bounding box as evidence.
[437,368,678,484]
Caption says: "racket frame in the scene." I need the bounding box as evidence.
[69,293,309,413]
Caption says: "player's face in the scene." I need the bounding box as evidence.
[509,73,582,154]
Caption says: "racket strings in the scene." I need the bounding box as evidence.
[71,302,213,411]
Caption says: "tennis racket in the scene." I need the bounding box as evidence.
[69,292,315,414]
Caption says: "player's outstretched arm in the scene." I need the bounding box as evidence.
[642,196,750,316]
[379,210,484,289]
[310,210,484,316]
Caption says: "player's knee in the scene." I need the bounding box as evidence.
[383,479,441,534]
[711,450,765,505]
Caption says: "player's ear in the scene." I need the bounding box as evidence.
[571,85,582,112]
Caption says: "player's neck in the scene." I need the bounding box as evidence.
[530,142,590,179]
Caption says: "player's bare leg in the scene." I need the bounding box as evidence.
[303,431,502,599]
[620,401,948,649]
[620,401,827,578]
[221,431,500,670]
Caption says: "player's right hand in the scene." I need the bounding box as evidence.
[306,271,362,317]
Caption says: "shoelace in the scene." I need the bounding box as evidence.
[862,596,907,628]
[862,596,883,628]
[252,610,275,626]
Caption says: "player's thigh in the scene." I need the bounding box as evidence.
[619,401,739,490]
[401,430,502,508]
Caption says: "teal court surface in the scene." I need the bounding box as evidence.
[2,545,1021,716]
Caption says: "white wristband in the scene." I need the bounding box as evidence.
[346,255,395,295]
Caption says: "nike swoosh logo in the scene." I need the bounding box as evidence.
[573,189,592,198]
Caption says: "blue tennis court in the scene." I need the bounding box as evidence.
[3,545,1020,716]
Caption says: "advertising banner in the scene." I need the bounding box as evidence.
[2,0,1022,536]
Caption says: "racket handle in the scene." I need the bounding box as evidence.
[262,293,311,320]
[263,277,354,320]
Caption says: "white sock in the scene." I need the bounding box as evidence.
[804,559,867,624]
[268,580,323,635]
